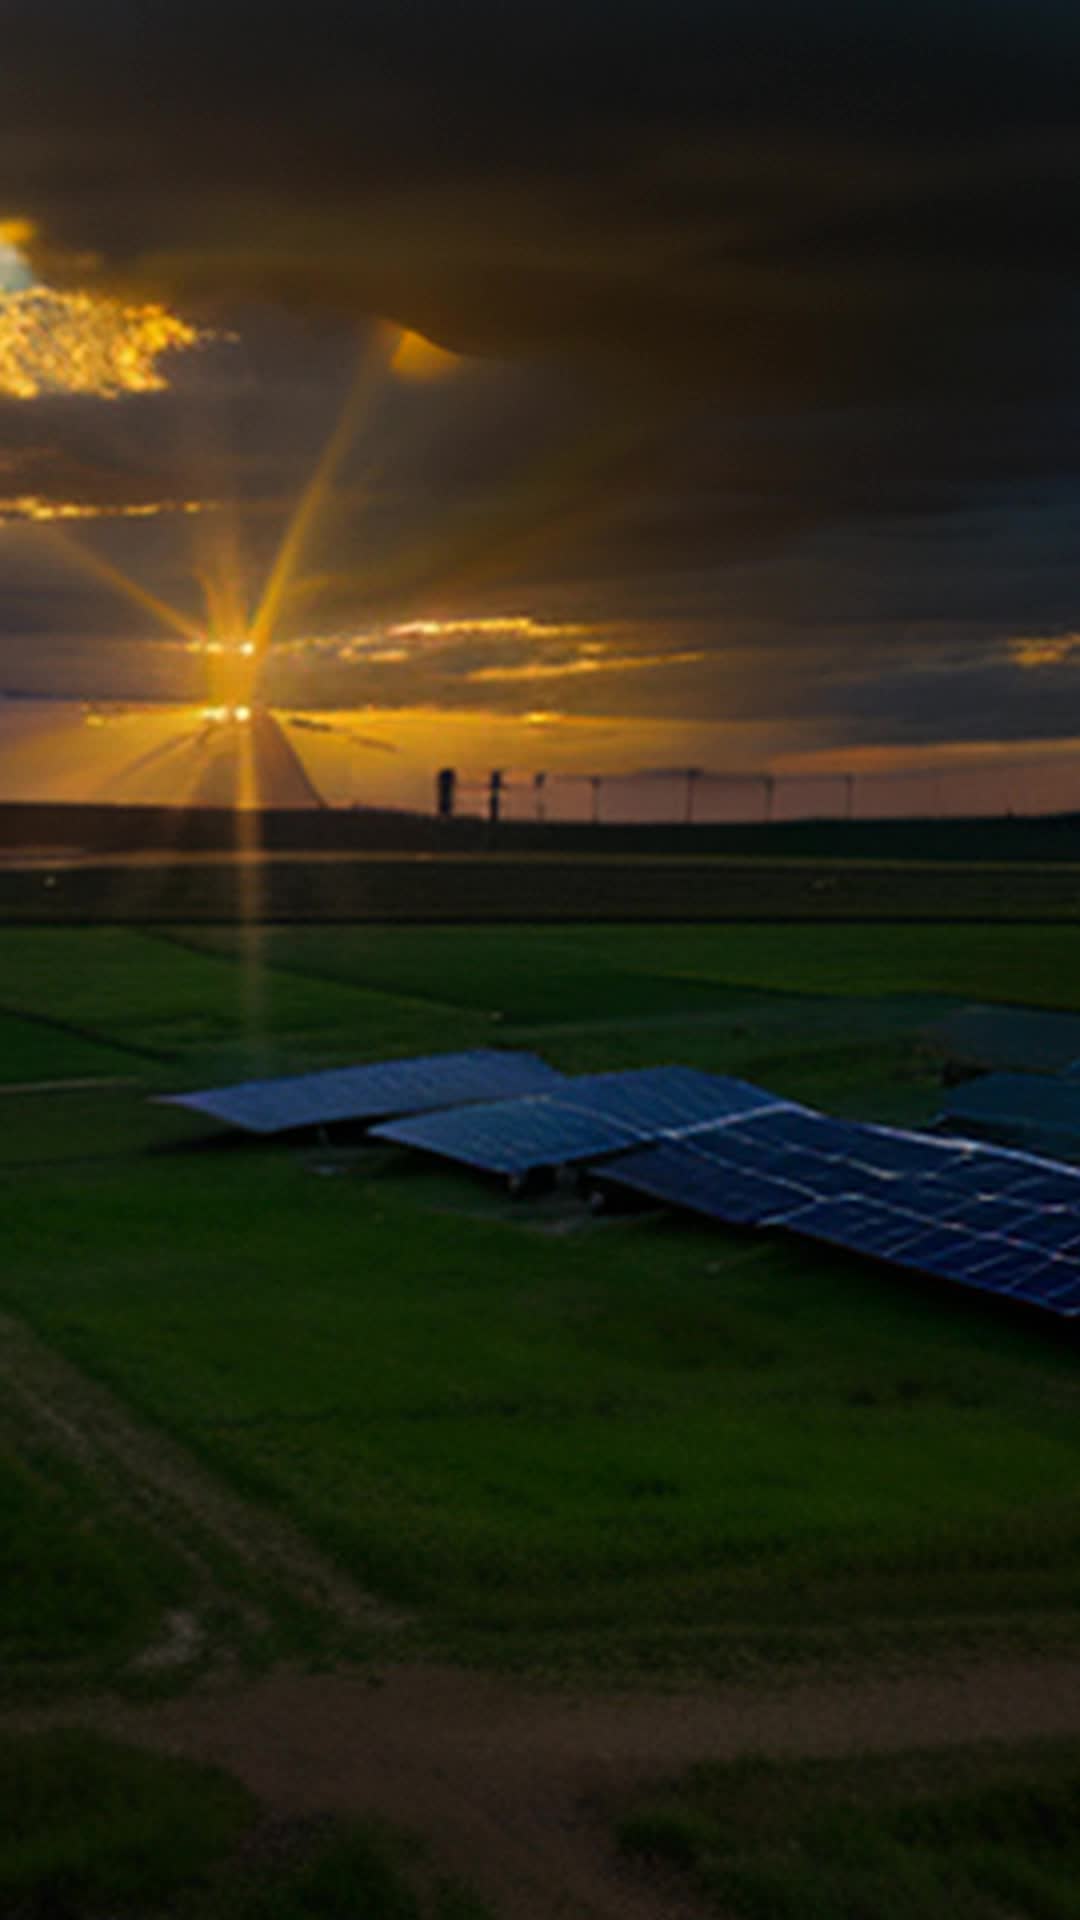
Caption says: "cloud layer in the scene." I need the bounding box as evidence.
[2,1,1080,766]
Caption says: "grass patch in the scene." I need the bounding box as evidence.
[0,1008,138,1085]
[0,1729,252,1915]
[162,921,1080,1016]
[0,1730,493,1918]
[5,1146,1080,1671]
[617,1738,1080,1919]
[0,928,488,1071]
[0,1421,192,1695]
[156,924,761,1026]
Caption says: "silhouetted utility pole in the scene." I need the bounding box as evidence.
[684,767,703,823]
[435,766,457,819]
[533,771,547,821]
[488,769,504,825]
[589,775,603,824]
[762,772,776,822]
[843,772,856,821]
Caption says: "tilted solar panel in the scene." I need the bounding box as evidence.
[790,1193,1080,1313]
[155,1049,568,1135]
[595,1105,1080,1317]
[929,1004,1080,1075]
[370,1068,797,1177]
[940,1070,1080,1158]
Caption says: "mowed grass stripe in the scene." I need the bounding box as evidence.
[0,929,488,1065]
[158,925,771,1026]
[571,922,1080,1009]
[159,921,1080,1022]
[0,1008,146,1083]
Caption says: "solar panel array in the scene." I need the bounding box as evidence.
[940,1071,1080,1160]
[598,1105,1080,1316]
[370,1067,793,1175]
[157,1049,568,1135]
[159,1043,1080,1319]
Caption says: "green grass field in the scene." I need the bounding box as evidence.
[0,1438,187,1690]
[1,920,1078,1684]
[2,1729,490,1919]
[617,1739,1080,1919]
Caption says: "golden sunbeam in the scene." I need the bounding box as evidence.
[233,713,268,1068]
[309,401,667,616]
[32,521,205,646]
[245,328,396,658]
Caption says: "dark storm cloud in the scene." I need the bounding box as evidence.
[5,1,1080,400]
[4,1,1080,752]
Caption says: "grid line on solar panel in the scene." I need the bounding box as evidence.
[595,1134,814,1225]
[156,1048,568,1134]
[594,1103,1080,1316]
[370,1070,801,1176]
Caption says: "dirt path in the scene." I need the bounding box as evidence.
[0,1312,398,1667]
[11,1652,1080,1920]
[6,1313,1080,1916]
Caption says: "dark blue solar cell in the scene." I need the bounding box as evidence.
[157,1049,568,1135]
[764,1147,841,1188]
[1018,1265,1080,1310]
[847,1130,969,1180]
[911,1238,983,1279]
[786,1197,890,1246]
[996,1209,1075,1252]
[1002,1170,1080,1209]
[561,1068,787,1137]
[591,1136,808,1226]
[834,1214,922,1257]
[1005,1258,1080,1307]
[950,1247,1030,1287]
[887,1228,973,1270]
[738,1109,858,1156]
[944,1196,1042,1236]
[653,1124,774,1173]
[920,1161,1031,1204]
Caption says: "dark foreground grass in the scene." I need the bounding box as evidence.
[1,1730,491,1918]
[0,1446,186,1689]
[617,1739,1080,1919]
[0,1009,138,1086]
[5,1144,1079,1672]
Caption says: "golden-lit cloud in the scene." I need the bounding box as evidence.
[0,285,210,400]
[467,648,705,682]
[1008,634,1080,669]
[0,494,209,525]
[389,615,601,640]
[390,328,464,382]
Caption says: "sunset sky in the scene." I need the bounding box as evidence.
[2,2,1080,814]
